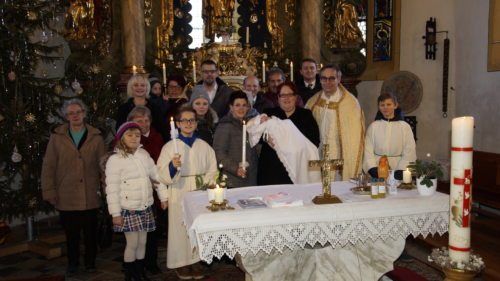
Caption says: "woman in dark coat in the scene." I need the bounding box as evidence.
[116,75,167,141]
[213,91,258,188]
[258,82,320,185]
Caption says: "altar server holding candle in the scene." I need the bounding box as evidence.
[363,93,416,180]
[213,91,258,188]
[157,107,217,279]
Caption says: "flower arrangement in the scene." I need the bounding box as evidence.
[408,159,444,187]
[428,247,485,272]
[195,164,228,190]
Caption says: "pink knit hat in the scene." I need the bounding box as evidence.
[115,121,141,141]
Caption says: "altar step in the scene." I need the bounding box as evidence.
[412,211,500,281]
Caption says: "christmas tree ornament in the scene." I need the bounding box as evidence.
[25,113,36,123]
[27,10,37,21]
[40,30,49,43]
[75,87,84,95]
[11,146,22,163]
[54,84,63,95]
[71,79,81,90]
[7,71,16,81]
[90,64,101,74]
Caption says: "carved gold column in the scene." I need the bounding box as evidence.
[122,0,146,73]
[300,0,322,61]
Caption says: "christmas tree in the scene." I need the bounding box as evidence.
[0,0,119,221]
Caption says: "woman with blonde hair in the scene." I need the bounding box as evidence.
[116,75,167,141]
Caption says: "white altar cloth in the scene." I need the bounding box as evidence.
[183,182,449,264]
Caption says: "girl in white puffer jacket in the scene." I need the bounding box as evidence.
[105,121,168,280]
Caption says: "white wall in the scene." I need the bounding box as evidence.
[359,0,500,159]
[455,0,500,153]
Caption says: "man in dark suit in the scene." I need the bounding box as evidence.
[295,58,322,103]
[243,75,273,114]
[197,59,233,118]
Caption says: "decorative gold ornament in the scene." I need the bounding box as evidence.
[285,0,296,26]
[203,0,236,41]
[27,10,37,20]
[54,84,64,95]
[156,0,174,61]
[250,13,258,23]
[324,0,364,49]
[64,0,97,42]
[25,113,36,123]
[7,71,16,81]
[266,0,283,56]
[90,64,101,74]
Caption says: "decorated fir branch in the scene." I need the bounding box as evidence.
[0,0,118,220]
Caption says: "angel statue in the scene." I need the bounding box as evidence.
[332,0,364,49]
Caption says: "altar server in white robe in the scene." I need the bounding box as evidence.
[157,106,217,280]
[363,93,416,180]
[305,64,365,180]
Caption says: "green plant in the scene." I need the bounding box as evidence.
[408,160,444,187]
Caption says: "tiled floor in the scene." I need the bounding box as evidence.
[0,219,446,281]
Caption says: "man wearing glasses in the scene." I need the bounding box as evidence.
[197,59,233,118]
[305,64,365,181]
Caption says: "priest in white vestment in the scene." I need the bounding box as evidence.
[305,64,365,180]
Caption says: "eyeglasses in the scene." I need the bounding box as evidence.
[178,118,197,124]
[201,69,217,74]
[320,76,337,82]
[279,93,296,98]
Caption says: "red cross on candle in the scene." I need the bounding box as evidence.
[452,169,472,227]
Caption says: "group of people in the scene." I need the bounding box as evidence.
[41,58,416,280]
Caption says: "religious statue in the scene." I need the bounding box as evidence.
[203,0,236,42]
[332,0,364,49]
[65,0,97,42]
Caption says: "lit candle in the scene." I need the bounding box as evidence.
[449,116,474,263]
[162,63,167,85]
[214,184,224,203]
[403,168,412,183]
[132,65,137,74]
[245,26,250,44]
[242,121,247,165]
[192,60,197,82]
[170,117,178,154]
[264,42,267,49]
[290,61,294,82]
[262,61,266,83]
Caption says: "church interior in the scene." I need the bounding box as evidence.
[1,0,500,280]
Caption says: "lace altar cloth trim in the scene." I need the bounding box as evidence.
[196,211,448,263]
